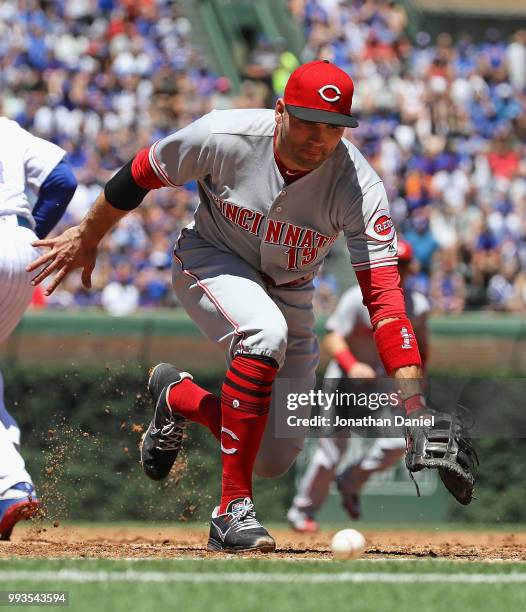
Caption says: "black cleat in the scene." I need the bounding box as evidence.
[140,363,193,481]
[207,497,276,553]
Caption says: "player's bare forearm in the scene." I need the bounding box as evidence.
[392,364,424,379]
[27,192,128,295]
[77,191,129,244]
[323,331,348,357]
[392,364,425,399]
[324,331,376,378]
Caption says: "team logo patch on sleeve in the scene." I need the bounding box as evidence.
[365,209,395,242]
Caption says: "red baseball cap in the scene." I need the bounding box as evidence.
[284,60,359,128]
[397,239,413,262]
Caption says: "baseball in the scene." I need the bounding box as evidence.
[331,528,366,560]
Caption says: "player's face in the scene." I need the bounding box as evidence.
[275,100,345,171]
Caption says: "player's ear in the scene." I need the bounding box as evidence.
[275,98,285,126]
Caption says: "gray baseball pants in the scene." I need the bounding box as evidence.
[172,228,318,477]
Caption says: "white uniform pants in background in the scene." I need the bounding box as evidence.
[292,437,406,513]
[0,218,40,494]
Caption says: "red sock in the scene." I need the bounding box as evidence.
[219,355,278,513]
[167,379,221,440]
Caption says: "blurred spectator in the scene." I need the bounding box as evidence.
[430,249,466,314]
[487,260,518,311]
[507,30,526,92]
[296,1,526,313]
[487,130,520,180]
[272,49,300,96]
[511,271,526,312]
[2,1,526,314]
[404,208,439,275]
[100,261,140,316]
[471,218,501,286]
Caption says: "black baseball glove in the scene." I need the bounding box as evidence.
[405,407,478,505]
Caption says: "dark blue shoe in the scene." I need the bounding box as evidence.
[207,497,275,553]
[140,363,193,481]
[0,482,40,541]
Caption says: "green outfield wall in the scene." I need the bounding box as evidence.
[3,310,526,373]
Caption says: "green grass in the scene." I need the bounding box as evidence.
[2,558,526,612]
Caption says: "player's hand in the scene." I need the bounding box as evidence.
[348,362,376,379]
[26,225,98,295]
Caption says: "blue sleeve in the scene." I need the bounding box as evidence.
[32,159,78,239]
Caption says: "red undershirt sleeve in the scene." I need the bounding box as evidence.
[131,147,166,190]
[355,265,406,328]
[356,266,423,373]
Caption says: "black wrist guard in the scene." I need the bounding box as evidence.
[104,159,150,210]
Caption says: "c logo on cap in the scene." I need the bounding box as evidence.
[318,84,341,103]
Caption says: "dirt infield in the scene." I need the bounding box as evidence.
[1,524,525,560]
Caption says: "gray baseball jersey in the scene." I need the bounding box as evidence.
[150,109,397,285]
[147,108,400,476]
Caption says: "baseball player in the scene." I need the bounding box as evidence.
[0,118,77,540]
[287,239,430,533]
[28,61,475,554]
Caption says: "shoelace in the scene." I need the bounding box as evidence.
[229,498,263,532]
[156,421,186,451]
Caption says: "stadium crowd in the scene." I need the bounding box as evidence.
[1,0,525,314]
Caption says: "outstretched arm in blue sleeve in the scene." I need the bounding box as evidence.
[32,159,78,239]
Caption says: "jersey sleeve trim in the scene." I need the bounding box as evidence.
[131,147,165,189]
[352,256,398,271]
[149,141,181,188]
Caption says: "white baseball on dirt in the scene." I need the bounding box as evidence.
[331,528,366,560]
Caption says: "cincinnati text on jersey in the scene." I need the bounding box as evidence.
[209,191,338,270]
